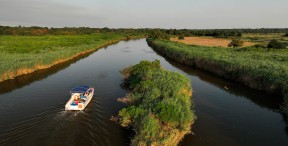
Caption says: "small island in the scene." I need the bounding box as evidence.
[116,60,195,146]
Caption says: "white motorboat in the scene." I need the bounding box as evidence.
[65,85,94,111]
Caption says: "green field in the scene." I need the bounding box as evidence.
[117,60,195,145]
[0,33,144,82]
[147,38,288,117]
[242,33,288,46]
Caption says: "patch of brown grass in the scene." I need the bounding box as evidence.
[171,37,255,48]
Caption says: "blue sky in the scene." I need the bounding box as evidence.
[0,0,287,28]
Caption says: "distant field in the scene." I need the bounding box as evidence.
[242,33,288,45]
[171,36,255,48]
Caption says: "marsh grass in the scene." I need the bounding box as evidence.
[118,60,195,146]
[147,38,288,119]
[0,33,142,81]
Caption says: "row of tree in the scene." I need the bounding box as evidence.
[1,25,287,37]
[167,28,288,38]
[0,25,152,36]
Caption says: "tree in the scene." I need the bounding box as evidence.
[228,39,244,47]
[178,34,184,40]
[267,39,285,49]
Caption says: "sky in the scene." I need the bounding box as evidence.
[0,0,287,29]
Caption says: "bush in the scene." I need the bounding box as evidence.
[284,33,288,37]
[178,35,185,40]
[228,39,244,47]
[267,39,285,49]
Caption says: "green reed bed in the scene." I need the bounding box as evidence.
[117,60,195,146]
[147,38,288,117]
[0,33,142,81]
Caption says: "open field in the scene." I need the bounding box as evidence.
[171,36,255,48]
[0,33,144,82]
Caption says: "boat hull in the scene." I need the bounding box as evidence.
[65,87,94,111]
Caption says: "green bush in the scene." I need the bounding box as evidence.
[178,35,185,40]
[267,39,286,49]
[228,39,244,47]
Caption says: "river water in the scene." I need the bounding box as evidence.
[0,39,287,146]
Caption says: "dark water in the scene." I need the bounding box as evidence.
[0,39,287,146]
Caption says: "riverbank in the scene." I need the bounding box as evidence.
[0,33,145,82]
[117,60,195,145]
[147,38,288,116]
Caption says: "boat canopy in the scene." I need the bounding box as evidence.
[70,85,89,94]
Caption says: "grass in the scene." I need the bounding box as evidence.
[147,38,288,118]
[0,33,144,82]
[171,36,255,48]
[117,60,195,146]
[242,33,288,46]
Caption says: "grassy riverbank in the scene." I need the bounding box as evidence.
[147,38,288,116]
[0,33,144,82]
[117,60,195,146]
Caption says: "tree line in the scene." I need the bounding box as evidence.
[1,25,287,37]
[0,25,151,36]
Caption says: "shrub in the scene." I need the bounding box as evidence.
[267,39,285,49]
[178,35,185,40]
[228,39,244,47]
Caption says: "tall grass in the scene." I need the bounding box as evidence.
[147,38,288,117]
[0,33,144,81]
[118,60,195,146]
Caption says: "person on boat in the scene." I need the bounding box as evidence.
[80,93,86,99]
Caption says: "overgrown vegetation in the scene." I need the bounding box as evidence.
[0,25,150,36]
[165,28,288,38]
[228,39,244,47]
[267,39,286,49]
[147,38,288,117]
[178,34,185,40]
[117,60,195,146]
[0,33,145,82]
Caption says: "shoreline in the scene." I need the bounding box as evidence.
[0,37,144,83]
[146,38,288,118]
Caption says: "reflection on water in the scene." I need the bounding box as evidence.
[0,39,287,146]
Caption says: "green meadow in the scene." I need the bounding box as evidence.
[0,33,143,82]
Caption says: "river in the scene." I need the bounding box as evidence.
[0,39,287,146]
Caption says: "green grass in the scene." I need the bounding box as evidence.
[242,33,288,46]
[0,33,144,81]
[147,38,288,118]
[118,60,195,146]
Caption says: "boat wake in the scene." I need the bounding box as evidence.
[0,98,122,146]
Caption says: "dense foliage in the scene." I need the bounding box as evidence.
[118,60,195,146]
[178,34,185,40]
[165,28,288,38]
[267,39,286,49]
[0,25,150,36]
[228,39,244,47]
[147,38,288,118]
